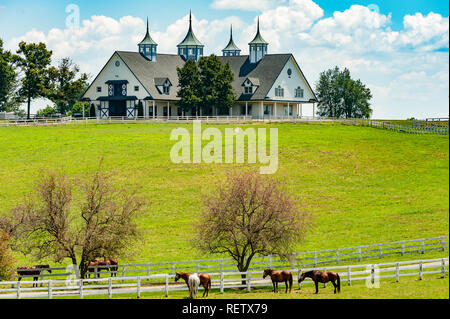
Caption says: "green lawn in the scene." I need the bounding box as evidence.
[0,122,448,268]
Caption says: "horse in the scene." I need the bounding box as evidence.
[105,258,119,277]
[174,272,212,297]
[298,270,341,294]
[263,269,293,293]
[17,265,52,288]
[85,260,108,278]
[188,273,201,299]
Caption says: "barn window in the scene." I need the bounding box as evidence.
[295,87,304,98]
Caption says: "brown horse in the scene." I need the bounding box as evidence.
[17,265,52,287]
[106,258,119,277]
[298,270,341,294]
[174,272,212,297]
[263,269,293,293]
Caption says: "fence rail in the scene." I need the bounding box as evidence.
[10,236,449,282]
[0,258,447,299]
[1,116,448,135]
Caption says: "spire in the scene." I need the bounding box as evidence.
[249,16,268,45]
[177,11,204,47]
[223,24,241,56]
[139,17,157,46]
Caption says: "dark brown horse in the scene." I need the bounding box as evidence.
[263,269,293,293]
[174,272,212,297]
[17,265,52,287]
[298,270,341,294]
[106,258,119,277]
[86,258,119,278]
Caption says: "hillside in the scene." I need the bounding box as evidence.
[0,122,448,265]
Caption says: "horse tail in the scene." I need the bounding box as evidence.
[337,273,341,293]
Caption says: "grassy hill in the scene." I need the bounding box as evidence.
[0,122,448,265]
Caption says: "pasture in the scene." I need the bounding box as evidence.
[0,122,448,267]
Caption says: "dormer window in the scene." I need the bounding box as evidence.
[163,83,170,95]
[242,78,259,95]
[155,78,172,95]
[295,87,304,98]
[275,86,284,97]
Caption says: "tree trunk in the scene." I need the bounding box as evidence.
[27,96,31,119]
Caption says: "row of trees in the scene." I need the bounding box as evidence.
[177,54,236,116]
[315,66,373,119]
[0,168,310,280]
[0,38,89,118]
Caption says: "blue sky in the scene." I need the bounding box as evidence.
[0,0,448,118]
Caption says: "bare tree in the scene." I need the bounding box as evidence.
[194,170,311,280]
[0,169,144,279]
[0,231,15,281]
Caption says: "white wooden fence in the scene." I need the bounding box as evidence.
[0,258,447,299]
[12,236,449,282]
[1,116,448,135]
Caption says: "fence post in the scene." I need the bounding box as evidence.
[396,263,399,282]
[171,263,175,275]
[247,272,251,292]
[137,276,141,299]
[313,252,317,267]
[441,259,446,278]
[146,264,150,277]
[16,281,20,299]
[401,242,405,256]
[371,265,375,285]
[196,262,200,273]
[79,279,84,299]
[336,249,339,264]
[122,266,125,283]
[418,261,423,280]
[347,266,351,286]
[421,240,425,254]
[443,238,447,251]
[220,259,223,273]
[379,244,382,258]
[220,272,224,294]
[94,265,98,279]
[108,277,112,299]
[165,274,169,298]
[268,255,272,268]
[358,247,362,261]
[48,281,53,299]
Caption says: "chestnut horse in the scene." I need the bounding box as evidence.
[263,269,293,293]
[175,272,212,297]
[17,265,52,287]
[298,270,341,294]
[86,258,119,278]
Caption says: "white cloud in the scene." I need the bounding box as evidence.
[211,0,286,11]
[4,1,449,119]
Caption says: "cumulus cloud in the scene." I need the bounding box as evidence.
[4,1,449,118]
[211,0,286,11]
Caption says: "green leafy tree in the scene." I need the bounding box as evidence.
[176,59,201,115]
[36,105,57,117]
[198,54,235,115]
[67,102,89,117]
[0,39,21,113]
[44,58,89,115]
[13,42,52,119]
[316,66,373,119]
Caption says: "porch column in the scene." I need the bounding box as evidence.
[260,101,264,118]
[153,100,155,119]
[167,101,170,119]
[274,102,277,118]
[287,102,290,118]
[229,106,232,116]
[313,103,316,119]
[245,102,248,116]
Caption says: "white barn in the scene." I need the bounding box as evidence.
[81,13,317,119]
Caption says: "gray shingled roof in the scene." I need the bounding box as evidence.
[117,51,185,100]
[219,54,291,101]
[107,52,292,101]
